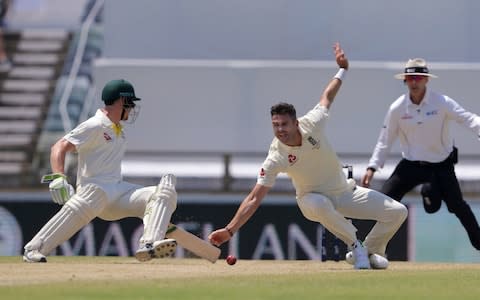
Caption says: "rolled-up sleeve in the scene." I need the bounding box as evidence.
[368,108,399,170]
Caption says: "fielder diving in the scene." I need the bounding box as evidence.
[23,79,178,262]
[208,43,408,269]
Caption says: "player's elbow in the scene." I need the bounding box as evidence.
[51,138,74,155]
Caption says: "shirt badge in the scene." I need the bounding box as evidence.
[288,154,297,164]
[259,168,265,177]
[307,136,320,149]
[103,132,112,141]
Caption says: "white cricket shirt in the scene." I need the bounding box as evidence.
[257,104,349,199]
[368,89,480,170]
[64,109,126,186]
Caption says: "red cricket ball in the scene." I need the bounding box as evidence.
[226,254,237,265]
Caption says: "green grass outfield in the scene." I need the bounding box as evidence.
[1,256,479,300]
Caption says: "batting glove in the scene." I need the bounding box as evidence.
[48,176,75,205]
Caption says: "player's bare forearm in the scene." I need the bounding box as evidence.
[50,138,75,173]
[209,184,269,246]
[227,184,269,233]
[319,78,343,109]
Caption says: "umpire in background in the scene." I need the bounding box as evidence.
[361,58,480,251]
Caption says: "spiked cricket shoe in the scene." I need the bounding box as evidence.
[346,251,389,269]
[23,250,47,263]
[135,238,177,262]
[352,240,370,269]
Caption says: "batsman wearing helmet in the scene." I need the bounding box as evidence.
[23,79,178,263]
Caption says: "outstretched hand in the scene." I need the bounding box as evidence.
[334,42,349,70]
[208,228,231,247]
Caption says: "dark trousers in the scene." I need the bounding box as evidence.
[381,158,480,250]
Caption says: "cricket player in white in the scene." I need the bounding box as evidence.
[23,79,177,263]
[209,43,408,269]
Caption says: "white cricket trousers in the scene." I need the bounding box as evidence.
[297,185,407,256]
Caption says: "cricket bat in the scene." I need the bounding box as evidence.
[166,223,221,263]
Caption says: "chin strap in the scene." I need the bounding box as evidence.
[120,97,140,123]
[120,108,128,121]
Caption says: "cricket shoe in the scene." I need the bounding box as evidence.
[23,250,47,263]
[352,240,370,269]
[135,238,177,262]
[346,251,389,269]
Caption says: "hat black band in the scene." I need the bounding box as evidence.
[404,67,429,74]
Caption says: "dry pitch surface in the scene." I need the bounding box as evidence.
[2,257,480,286]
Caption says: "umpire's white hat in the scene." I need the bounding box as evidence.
[394,58,438,79]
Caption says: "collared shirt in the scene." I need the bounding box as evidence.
[257,104,348,199]
[64,109,126,186]
[368,89,480,169]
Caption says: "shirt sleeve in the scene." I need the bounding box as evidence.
[63,119,100,152]
[444,96,480,139]
[256,153,284,187]
[368,106,399,170]
[301,104,329,131]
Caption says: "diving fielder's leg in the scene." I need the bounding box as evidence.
[135,174,178,262]
[297,193,371,269]
[338,186,407,269]
[297,193,358,248]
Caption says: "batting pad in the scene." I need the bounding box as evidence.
[24,203,92,255]
[141,174,178,244]
[24,184,107,255]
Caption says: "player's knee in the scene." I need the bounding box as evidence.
[386,201,408,223]
[156,185,177,202]
[154,174,178,208]
[397,204,408,222]
[300,208,317,222]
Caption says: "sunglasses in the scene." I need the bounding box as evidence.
[122,98,136,109]
[404,75,426,82]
